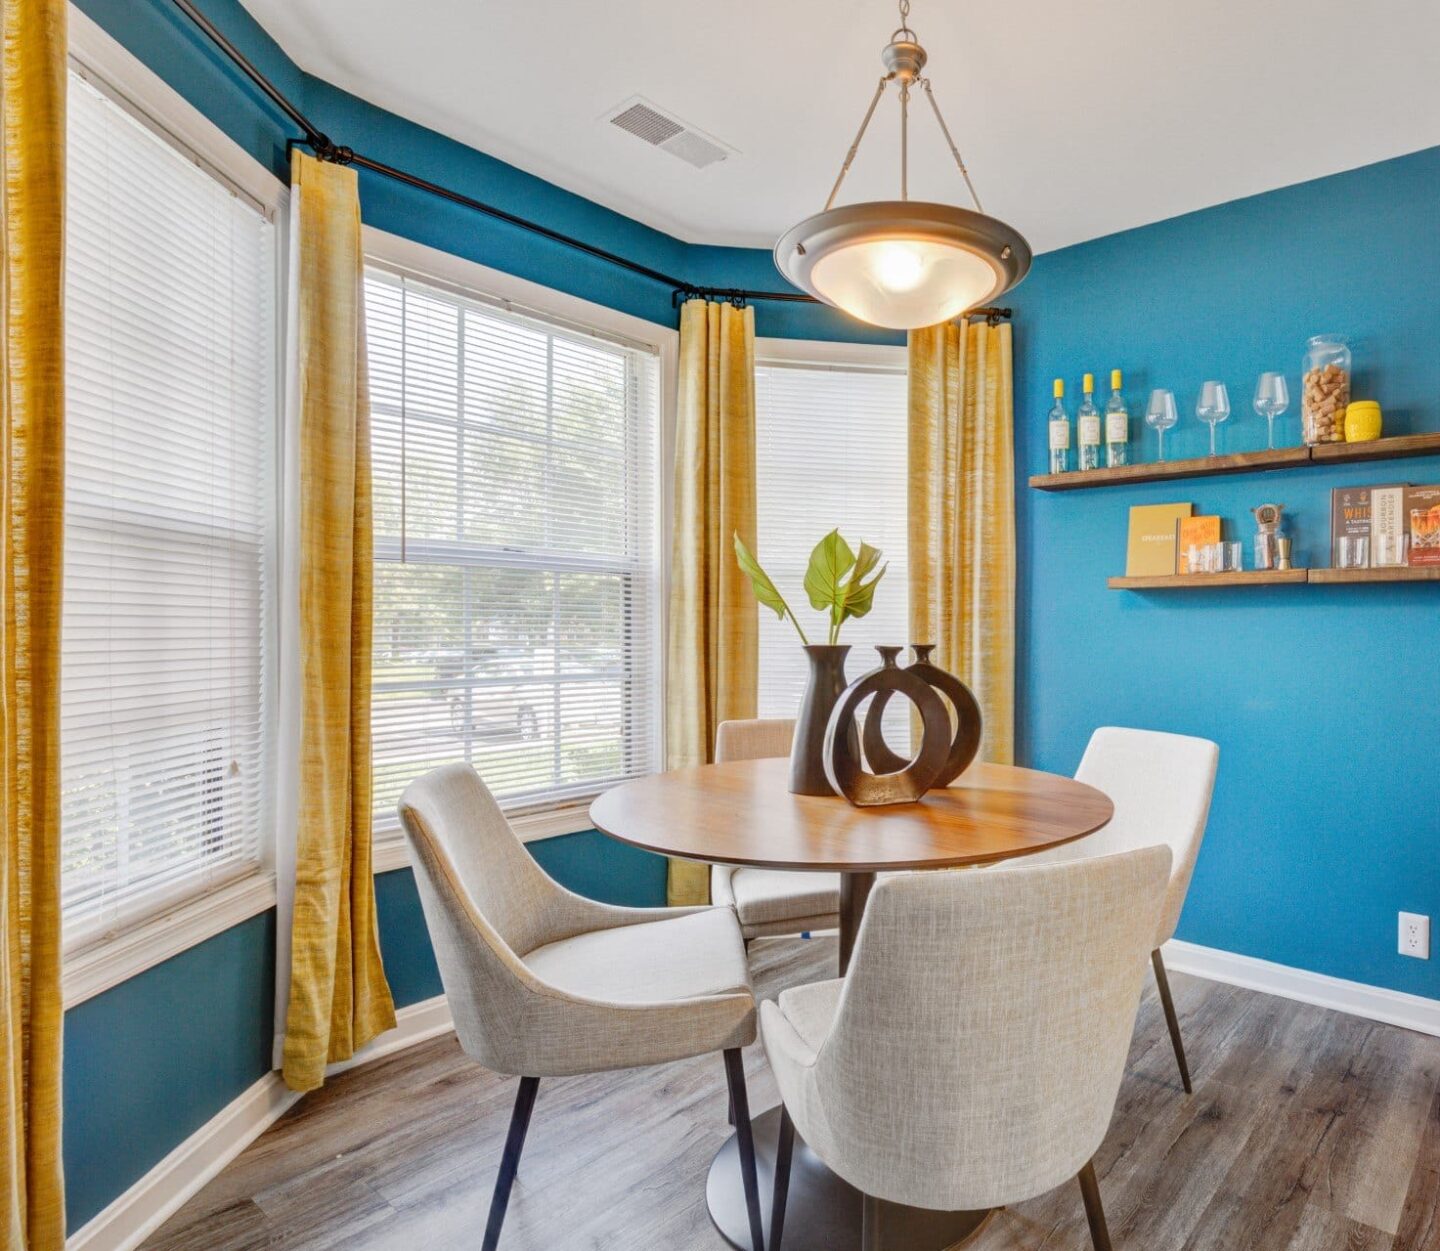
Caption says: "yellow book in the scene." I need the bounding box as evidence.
[1126,503,1194,576]
[1177,515,1221,574]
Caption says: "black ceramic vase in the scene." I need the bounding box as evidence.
[825,647,952,806]
[790,644,858,796]
[861,643,983,787]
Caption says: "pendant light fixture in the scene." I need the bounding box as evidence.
[774,0,1031,330]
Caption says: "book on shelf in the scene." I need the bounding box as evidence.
[1408,485,1440,566]
[1330,486,1372,566]
[1371,485,1409,567]
[1126,502,1192,576]
[1176,515,1221,574]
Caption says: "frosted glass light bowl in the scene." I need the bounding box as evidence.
[774,201,1032,330]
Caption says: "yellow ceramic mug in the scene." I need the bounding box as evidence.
[1344,400,1382,443]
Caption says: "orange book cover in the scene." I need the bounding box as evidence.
[1408,485,1440,566]
[1177,515,1221,574]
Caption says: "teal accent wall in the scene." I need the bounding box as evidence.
[63,911,276,1228]
[1009,146,1440,1000]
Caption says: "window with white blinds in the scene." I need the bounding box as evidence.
[366,267,660,833]
[754,352,910,731]
[61,66,277,944]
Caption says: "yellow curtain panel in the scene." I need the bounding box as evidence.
[908,319,1017,764]
[282,152,396,1093]
[665,299,758,905]
[1,0,67,1244]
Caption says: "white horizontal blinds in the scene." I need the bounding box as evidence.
[367,267,659,832]
[754,359,911,743]
[61,68,276,943]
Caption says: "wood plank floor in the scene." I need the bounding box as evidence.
[145,935,1440,1250]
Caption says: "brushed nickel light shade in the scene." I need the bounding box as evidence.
[775,0,1031,329]
[774,201,1031,331]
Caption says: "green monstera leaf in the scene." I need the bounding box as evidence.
[733,529,886,645]
[734,533,809,644]
[804,531,888,644]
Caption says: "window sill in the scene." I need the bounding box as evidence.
[62,871,278,1009]
[371,801,599,874]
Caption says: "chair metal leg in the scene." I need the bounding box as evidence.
[770,1105,796,1251]
[1076,1159,1113,1251]
[482,1075,539,1251]
[1152,948,1193,1094]
[861,1193,883,1251]
[723,1048,767,1251]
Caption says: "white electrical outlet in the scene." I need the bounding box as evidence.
[1399,912,1430,960]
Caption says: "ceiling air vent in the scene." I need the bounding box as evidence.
[605,96,734,170]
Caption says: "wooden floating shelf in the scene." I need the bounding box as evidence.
[1031,432,1440,492]
[1310,432,1440,466]
[1308,565,1440,584]
[1111,566,1440,589]
[1108,569,1309,590]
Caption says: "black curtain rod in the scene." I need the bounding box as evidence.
[170,0,806,305]
[169,0,1015,323]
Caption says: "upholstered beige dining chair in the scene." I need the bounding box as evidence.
[399,763,767,1251]
[1022,726,1219,1093]
[710,718,841,942]
[762,847,1172,1251]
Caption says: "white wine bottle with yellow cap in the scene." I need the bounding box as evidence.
[1048,379,1071,474]
[1077,374,1102,471]
[1105,369,1129,467]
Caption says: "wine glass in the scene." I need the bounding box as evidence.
[1196,381,1231,456]
[1145,389,1178,461]
[1253,372,1290,450]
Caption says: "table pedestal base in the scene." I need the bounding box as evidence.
[707,1105,992,1250]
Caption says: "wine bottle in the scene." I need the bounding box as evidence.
[1105,369,1129,468]
[1077,374,1101,471]
[1048,379,1072,474]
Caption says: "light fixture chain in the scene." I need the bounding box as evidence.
[895,0,914,40]
[824,76,890,212]
[900,80,910,201]
[921,78,984,213]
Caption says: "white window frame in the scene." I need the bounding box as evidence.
[360,228,676,872]
[62,6,288,1006]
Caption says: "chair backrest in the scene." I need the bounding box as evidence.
[1074,726,1218,944]
[397,763,566,1070]
[715,717,795,764]
[813,846,1170,1212]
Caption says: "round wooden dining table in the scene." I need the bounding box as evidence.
[589,755,1115,1251]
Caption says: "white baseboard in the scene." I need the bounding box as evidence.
[68,995,453,1251]
[325,994,454,1077]
[66,1073,299,1251]
[1163,939,1440,1037]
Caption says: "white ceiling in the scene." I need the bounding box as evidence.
[242,0,1440,256]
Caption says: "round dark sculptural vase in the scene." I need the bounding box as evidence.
[824,646,952,807]
[861,643,983,787]
[790,644,859,796]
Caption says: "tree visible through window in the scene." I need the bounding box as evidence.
[366,268,659,835]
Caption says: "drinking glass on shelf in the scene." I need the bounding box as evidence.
[1377,533,1410,567]
[1145,389,1178,461]
[1220,541,1243,572]
[1196,381,1231,456]
[1338,535,1370,569]
[1253,372,1290,450]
